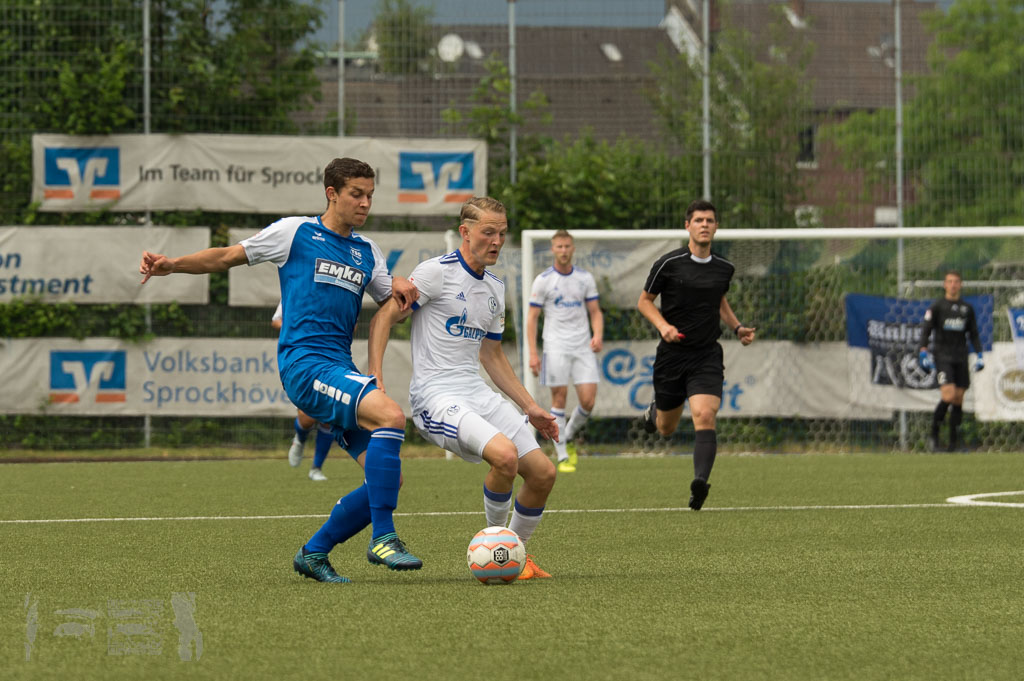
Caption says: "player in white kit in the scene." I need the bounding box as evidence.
[368,197,559,580]
[526,230,603,473]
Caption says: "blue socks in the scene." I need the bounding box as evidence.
[294,417,312,443]
[304,484,371,554]
[364,428,404,539]
[313,427,333,469]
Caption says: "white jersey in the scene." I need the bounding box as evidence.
[407,250,506,411]
[529,266,599,354]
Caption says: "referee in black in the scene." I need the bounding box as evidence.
[637,199,755,510]
[918,270,984,452]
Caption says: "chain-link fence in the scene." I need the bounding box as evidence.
[2,0,1022,450]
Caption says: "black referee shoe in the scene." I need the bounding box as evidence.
[688,478,711,511]
[641,401,657,434]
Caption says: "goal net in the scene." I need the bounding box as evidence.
[519,227,1024,455]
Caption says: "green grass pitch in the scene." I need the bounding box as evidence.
[3,451,1024,681]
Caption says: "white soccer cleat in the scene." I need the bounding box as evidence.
[288,435,305,467]
[308,467,328,481]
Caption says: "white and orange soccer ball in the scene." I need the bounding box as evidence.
[466,526,526,584]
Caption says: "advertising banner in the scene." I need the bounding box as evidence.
[0,338,414,417]
[0,226,209,304]
[3,337,880,419]
[972,342,1024,421]
[226,229,450,307]
[593,340,889,420]
[844,293,993,411]
[32,134,487,216]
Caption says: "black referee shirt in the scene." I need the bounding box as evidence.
[918,297,981,362]
[643,246,734,349]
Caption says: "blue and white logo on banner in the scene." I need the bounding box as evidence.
[845,293,993,389]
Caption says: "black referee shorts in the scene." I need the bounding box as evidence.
[935,358,970,389]
[652,342,724,411]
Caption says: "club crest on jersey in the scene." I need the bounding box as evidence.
[488,296,498,313]
[314,258,365,294]
[350,247,363,264]
[445,308,486,340]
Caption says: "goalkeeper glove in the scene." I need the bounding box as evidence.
[918,350,934,371]
[974,354,984,372]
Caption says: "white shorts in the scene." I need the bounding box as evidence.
[412,390,540,464]
[541,351,600,387]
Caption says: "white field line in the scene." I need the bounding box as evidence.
[2,496,1020,525]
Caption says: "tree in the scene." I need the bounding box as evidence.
[371,0,435,75]
[826,0,1024,227]
[648,4,814,230]
[0,0,326,225]
[441,54,551,216]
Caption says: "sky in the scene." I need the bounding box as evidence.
[315,0,667,46]
[312,0,953,47]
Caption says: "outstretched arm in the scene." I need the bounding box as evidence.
[140,244,248,284]
[367,297,413,394]
[479,338,558,441]
[637,290,683,343]
[720,295,755,345]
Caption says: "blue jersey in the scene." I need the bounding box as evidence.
[240,215,392,373]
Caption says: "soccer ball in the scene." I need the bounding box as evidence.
[466,526,526,584]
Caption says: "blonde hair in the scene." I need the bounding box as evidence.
[460,197,506,224]
[551,229,573,242]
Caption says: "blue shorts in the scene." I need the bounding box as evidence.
[280,356,377,434]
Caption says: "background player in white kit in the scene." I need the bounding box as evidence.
[527,230,603,473]
[368,197,560,580]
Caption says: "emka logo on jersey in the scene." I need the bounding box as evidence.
[49,351,126,404]
[398,151,474,204]
[43,147,121,201]
[314,258,365,294]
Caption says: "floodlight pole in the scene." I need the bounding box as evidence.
[702,0,711,200]
[894,0,907,450]
[508,0,517,188]
[338,0,346,136]
[143,0,153,448]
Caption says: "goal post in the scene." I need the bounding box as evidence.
[519,226,1024,454]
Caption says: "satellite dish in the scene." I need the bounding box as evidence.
[437,33,465,63]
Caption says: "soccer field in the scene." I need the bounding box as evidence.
[3,451,1024,681]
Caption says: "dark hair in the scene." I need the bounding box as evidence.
[685,199,717,223]
[551,229,573,242]
[323,157,375,192]
[945,269,963,280]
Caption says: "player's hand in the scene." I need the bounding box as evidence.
[526,404,558,441]
[918,350,934,371]
[660,325,684,343]
[590,337,603,353]
[974,355,984,372]
[372,374,387,393]
[529,355,541,377]
[139,251,174,283]
[736,326,756,346]
[391,276,419,311]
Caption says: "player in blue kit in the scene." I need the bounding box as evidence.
[140,157,422,582]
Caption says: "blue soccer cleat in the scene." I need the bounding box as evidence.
[367,533,423,571]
